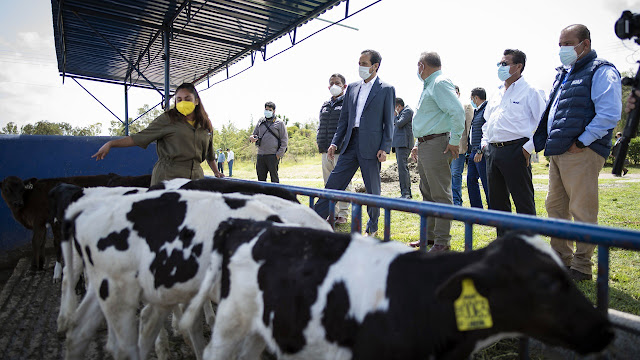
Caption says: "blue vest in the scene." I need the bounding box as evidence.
[533,50,618,158]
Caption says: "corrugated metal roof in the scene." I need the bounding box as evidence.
[51,0,344,91]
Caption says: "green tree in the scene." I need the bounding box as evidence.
[21,120,74,135]
[1,122,19,134]
[109,104,162,136]
[72,123,102,136]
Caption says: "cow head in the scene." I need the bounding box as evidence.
[436,232,613,355]
[1,176,36,208]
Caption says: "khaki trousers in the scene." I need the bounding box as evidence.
[321,152,351,218]
[417,136,453,245]
[547,148,605,274]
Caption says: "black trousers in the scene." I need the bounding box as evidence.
[256,154,279,183]
[485,138,535,234]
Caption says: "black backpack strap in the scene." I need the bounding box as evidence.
[262,121,282,150]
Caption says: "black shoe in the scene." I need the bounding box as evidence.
[623,168,628,176]
[569,269,592,281]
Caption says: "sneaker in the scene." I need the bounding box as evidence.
[408,239,435,248]
[335,216,348,224]
[623,168,629,176]
[428,244,451,253]
[568,269,592,281]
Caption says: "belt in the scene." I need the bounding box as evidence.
[417,132,448,143]
[490,137,527,147]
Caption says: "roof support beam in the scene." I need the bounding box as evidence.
[163,27,171,110]
[71,9,165,98]
[71,77,121,122]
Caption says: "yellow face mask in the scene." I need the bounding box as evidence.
[176,101,196,116]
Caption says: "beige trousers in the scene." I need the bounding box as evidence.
[547,148,605,274]
[416,136,453,246]
[322,153,351,218]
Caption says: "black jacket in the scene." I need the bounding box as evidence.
[317,95,344,153]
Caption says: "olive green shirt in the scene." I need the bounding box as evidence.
[131,112,215,185]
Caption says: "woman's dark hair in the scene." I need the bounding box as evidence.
[166,83,213,132]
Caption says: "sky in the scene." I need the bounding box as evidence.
[1,0,640,135]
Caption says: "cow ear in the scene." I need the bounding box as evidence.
[436,263,490,302]
[24,178,37,190]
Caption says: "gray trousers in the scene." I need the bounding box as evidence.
[396,147,412,197]
[416,135,453,245]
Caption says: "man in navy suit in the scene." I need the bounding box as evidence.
[314,49,395,236]
[392,97,414,199]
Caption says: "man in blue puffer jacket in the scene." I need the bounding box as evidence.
[533,24,621,282]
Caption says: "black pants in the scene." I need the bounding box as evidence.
[256,154,279,183]
[485,138,535,234]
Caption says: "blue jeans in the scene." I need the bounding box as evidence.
[228,159,234,177]
[450,153,466,206]
[467,155,489,209]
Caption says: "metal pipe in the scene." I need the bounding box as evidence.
[465,222,473,252]
[384,208,391,241]
[164,28,170,110]
[124,84,129,136]
[597,245,610,314]
[351,204,362,234]
[419,216,428,253]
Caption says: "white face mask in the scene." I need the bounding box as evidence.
[359,66,372,80]
[264,110,274,118]
[329,84,343,97]
[497,65,513,82]
[559,41,584,66]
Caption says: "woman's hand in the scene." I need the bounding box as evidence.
[92,141,112,160]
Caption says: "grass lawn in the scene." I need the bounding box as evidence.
[207,155,640,318]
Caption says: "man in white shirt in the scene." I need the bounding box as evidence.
[226,148,234,177]
[482,49,545,233]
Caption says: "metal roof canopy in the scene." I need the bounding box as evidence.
[51,0,380,134]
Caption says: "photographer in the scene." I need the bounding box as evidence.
[249,101,288,183]
[533,24,622,282]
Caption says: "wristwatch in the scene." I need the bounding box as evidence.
[575,140,587,149]
[476,149,483,154]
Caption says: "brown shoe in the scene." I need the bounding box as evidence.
[569,269,592,281]
[335,216,348,224]
[408,239,435,248]
[428,244,451,253]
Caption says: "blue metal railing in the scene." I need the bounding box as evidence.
[227,178,640,313]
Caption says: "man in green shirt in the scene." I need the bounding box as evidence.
[409,52,465,252]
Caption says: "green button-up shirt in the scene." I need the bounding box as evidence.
[412,70,465,146]
[131,112,215,185]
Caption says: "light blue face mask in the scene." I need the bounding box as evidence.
[470,98,478,109]
[264,110,274,118]
[497,65,513,82]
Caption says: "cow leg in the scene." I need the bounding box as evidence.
[173,305,206,360]
[203,300,251,360]
[32,225,46,269]
[138,304,171,360]
[58,240,81,333]
[203,300,216,326]
[179,261,219,332]
[154,327,171,360]
[52,221,63,282]
[238,334,266,360]
[64,284,103,359]
[97,278,141,360]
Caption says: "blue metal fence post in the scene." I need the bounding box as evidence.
[328,200,335,228]
[163,28,170,110]
[351,204,362,233]
[465,222,473,252]
[384,208,391,241]
[597,245,610,314]
[419,216,428,253]
[308,196,315,208]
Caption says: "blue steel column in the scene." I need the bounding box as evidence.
[163,28,170,110]
[124,84,129,136]
[597,245,610,314]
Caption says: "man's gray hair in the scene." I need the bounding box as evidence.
[420,52,441,68]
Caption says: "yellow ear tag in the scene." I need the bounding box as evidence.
[454,278,493,331]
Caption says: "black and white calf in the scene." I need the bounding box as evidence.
[52,187,329,360]
[206,220,614,360]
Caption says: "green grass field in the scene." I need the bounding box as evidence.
[208,154,640,318]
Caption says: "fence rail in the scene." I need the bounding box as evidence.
[227,177,640,358]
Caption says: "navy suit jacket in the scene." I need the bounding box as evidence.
[331,77,395,159]
[392,105,414,148]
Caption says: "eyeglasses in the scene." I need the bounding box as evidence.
[497,61,512,67]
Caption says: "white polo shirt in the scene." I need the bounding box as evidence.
[481,77,546,154]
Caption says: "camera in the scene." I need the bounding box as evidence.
[255,137,261,147]
[615,10,640,43]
